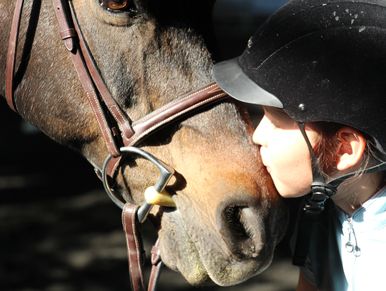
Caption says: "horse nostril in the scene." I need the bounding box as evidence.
[223,206,249,240]
[220,205,265,259]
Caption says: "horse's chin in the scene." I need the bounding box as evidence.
[158,211,211,285]
[207,256,273,287]
[158,209,279,287]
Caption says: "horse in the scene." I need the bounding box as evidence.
[0,0,288,287]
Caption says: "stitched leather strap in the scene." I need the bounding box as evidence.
[122,204,164,291]
[53,0,121,157]
[128,82,227,146]
[103,82,227,178]
[102,82,228,178]
[5,0,228,165]
[5,0,24,112]
[122,204,146,291]
[68,1,135,142]
[148,239,162,291]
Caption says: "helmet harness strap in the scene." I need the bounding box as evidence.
[298,121,386,207]
[292,122,337,266]
[293,122,386,266]
[297,122,337,214]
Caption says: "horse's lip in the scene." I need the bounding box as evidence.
[217,202,267,260]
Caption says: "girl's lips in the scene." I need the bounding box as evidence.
[259,148,272,173]
[259,148,267,165]
[260,154,269,168]
[260,155,271,173]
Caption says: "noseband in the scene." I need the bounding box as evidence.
[5,1,228,290]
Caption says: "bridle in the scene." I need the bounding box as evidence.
[5,0,228,290]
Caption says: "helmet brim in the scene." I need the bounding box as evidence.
[213,58,283,108]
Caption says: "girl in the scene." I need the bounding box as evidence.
[214,0,386,290]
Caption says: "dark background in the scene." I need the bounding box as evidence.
[0,1,297,290]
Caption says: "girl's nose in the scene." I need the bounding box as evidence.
[252,115,269,146]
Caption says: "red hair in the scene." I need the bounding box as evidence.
[311,122,342,176]
[311,122,385,180]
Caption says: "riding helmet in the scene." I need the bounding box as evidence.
[214,0,386,154]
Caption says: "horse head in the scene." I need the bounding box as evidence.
[0,0,288,286]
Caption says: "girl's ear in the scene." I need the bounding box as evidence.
[335,127,366,171]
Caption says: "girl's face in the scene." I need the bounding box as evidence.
[253,107,320,198]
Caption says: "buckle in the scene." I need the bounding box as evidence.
[303,182,337,215]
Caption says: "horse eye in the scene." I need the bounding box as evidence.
[99,0,134,12]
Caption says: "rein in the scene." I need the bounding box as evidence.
[5,1,228,290]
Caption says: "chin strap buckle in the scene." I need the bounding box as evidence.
[303,182,337,215]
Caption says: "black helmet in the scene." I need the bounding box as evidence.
[214,0,386,154]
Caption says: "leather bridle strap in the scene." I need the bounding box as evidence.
[128,83,226,146]
[66,1,135,144]
[5,0,23,112]
[122,204,146,291]
[122,203,163,291]
[148,239,162,291]
[103,83,227,178]
[6,0,228,162]
[53,0,122,157]
[54,0,228,164]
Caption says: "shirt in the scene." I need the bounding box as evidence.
[299,185,386,291]
[337,185,386,291]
